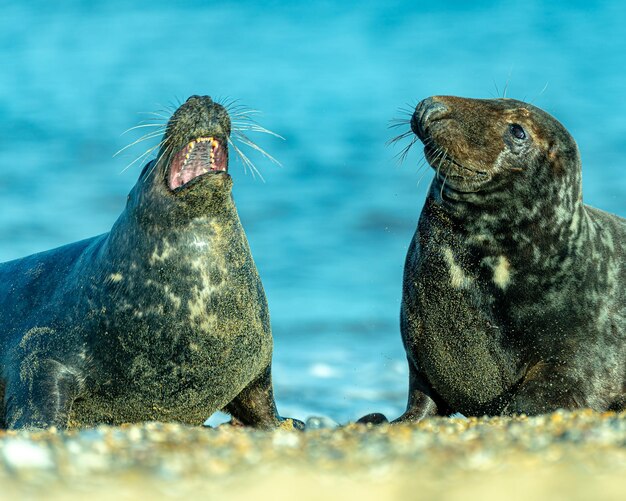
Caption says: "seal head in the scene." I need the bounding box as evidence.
[412,96,581,202]
[128,95,235,226]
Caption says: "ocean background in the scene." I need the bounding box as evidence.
[1,0,624,424]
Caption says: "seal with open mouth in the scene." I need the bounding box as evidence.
[362,96,625,423]
[0,95,300,429]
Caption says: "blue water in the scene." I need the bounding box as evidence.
[1,0,625,423]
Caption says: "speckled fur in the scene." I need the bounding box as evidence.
[397,96,625,420]
[0,96,293,429]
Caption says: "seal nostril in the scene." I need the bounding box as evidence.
[412,98,448,140]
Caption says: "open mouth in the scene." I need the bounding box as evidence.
[168,137,227,191]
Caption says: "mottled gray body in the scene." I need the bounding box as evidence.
[394,96,625,421]
[0,96,294,429]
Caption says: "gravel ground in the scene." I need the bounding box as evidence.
[0,409,624,500]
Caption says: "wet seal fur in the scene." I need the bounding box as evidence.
[363,96,625,423]
[0,95,300,430]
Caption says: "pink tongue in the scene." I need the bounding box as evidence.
[178,157,206,185]
[169,141,212,190]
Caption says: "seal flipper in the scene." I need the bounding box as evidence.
[356,412,389,425]
[357,359,444,425]
[224,365,304,430]
[4,358,83,429]
[503,360,588,415]
[393,359,445,423]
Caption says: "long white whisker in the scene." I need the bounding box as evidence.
[231,122,285,139]
[228,137,266,182]
[416,158,431,190]
[229,110,262,118]
[147,142,173,177]
[114,131,166,157]
[137,111,171,120]
[120,139,167,173]
[233,131,282,166]
[121,123,166,135]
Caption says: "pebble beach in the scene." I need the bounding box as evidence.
[0,410,624,500]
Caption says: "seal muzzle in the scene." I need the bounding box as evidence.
[411,97,448,141]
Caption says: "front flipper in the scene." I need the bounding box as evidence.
[504,360,587,415]
[4,358,83,430]
[394,359,446,423]
[357,359,444,425]
[224,365,304,430]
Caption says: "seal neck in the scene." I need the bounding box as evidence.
[103,187,244,276]
[427,175,586,261]
[128,165,236,225]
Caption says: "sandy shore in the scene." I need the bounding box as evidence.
[0,409,624,500]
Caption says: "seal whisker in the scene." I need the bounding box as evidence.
[387,130,414,145]
[146,141,173,178]
[414,154,429,176]
[150,103,179,117]
[395,101,418,114]
[121,124,167,135]
[120,138,168,173]
[433,147,446,181]
[232,131,282,167]
[216,96,249,115]
[216,95,236,107]
[416,160,432,191]
[114,131,167,158]
[158,102,179,116]
[440,160,450,198]
[227,137,266,182]
[230,107,265,117]
[492,79,501,99]
[229,109,262,117]
[503,68,513,99]
[529,82,550,105]
[229,113,264,122]
[220,98,263,119]
[216,100,284,181]
[231,122,285,140]
[389,120,411,129]
[137,112,172,123]
[395,136,419,164]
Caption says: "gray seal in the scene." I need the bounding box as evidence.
[0,95,301,430]
[363,96,625,423]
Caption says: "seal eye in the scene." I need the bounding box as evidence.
[510,124,526,140]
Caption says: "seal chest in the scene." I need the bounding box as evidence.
[0,95,299,430]
[392,95,626,421]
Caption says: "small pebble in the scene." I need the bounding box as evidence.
[2,439,54,470]
[305,416,340,430]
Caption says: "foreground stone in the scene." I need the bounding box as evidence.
[0,410,624,500]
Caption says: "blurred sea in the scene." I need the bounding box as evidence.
[1,0,625,423]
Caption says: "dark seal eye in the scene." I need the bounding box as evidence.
[510,124,526,140]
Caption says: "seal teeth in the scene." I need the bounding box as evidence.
[168,135,225,190]
[208,137,218,169]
